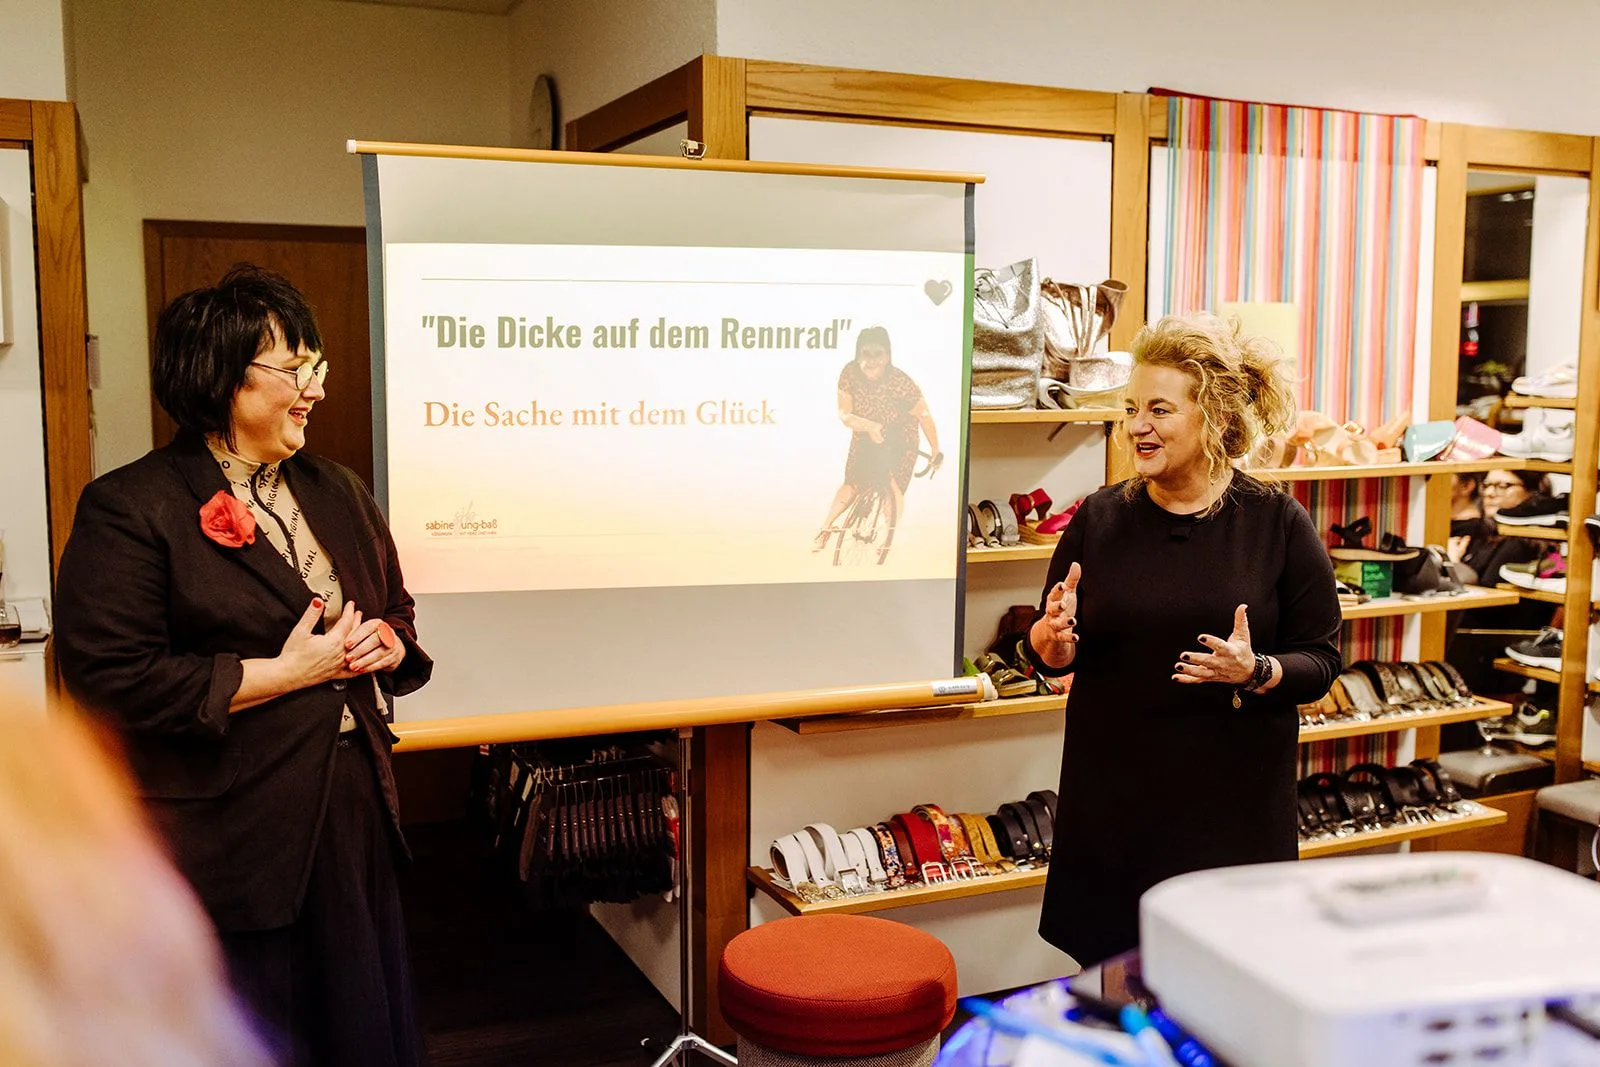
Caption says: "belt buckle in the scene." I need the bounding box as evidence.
[838,868,866,895]
[794,881,825,904]
[920,861,950,884]
[948,857,983,880]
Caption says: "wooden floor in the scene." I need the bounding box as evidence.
[403,821,682,1067]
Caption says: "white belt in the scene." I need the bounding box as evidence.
[770,833,813,888]
[846,826,888,886]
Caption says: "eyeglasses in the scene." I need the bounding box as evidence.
[250,358,328,392]
[1481,481,1522,492]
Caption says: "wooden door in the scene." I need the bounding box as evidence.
[144,221,374,488]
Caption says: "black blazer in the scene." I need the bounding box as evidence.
[55,433,433,932]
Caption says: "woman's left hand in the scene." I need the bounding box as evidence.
[1173,603,1254,686]
[344,617,407,674]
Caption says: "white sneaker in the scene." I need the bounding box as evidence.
[1497,408,1575,461]
[1511,363,1578,398]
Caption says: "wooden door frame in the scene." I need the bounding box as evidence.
[142,219,368,448]
[1,98,91,579]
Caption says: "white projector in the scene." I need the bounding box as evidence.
[1141,853,1600,1067]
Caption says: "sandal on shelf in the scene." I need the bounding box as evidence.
[973,652,1038,699]
[1370,413,1411,451]
[1008,488,1053,526]
[1035,498,1083,536]
[1328,517,1419,561]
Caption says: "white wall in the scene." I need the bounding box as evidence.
[507,0,715,148]
[717,0,1600,137]
[71,0,514,473]
[0,0,68,100]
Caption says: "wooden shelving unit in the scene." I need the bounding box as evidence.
[1339,585,1517,619]
[1492,657,1600,692]
[1460,278,1531,303]
[781,692,1511,742]
[1297,802,1508,858]
[773,692,1067,734]
[1496,582,1567,605]
[749,799,1512,911]
[1496,523,1568,540]
[1523,459,1574,474]
[1502,394,1577,410]
[1299,699,1512,742]
[1258,458,1526,483]
[967,543,1057,564]
[970,408,1118,425]
[748,863,1047,916]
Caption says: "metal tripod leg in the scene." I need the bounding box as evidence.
[646,726,737,1067]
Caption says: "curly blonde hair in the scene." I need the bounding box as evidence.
[1122,313,1299,497]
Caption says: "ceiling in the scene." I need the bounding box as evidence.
[330,0,523,15]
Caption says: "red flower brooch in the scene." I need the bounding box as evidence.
[199,490,257,548]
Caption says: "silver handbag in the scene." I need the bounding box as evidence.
[970,258,1044,410]
[1040,278,1128,387]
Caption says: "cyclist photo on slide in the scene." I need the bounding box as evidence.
[814,325,943,566]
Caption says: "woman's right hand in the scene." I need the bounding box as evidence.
[277,599,362,688]
[1030,562,1081,669]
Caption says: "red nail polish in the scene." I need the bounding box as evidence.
[312,598,323,609]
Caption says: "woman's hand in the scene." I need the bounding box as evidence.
[1174,603,1255,686]
[1447,535,1470,564]
[278,599,363,687]
[1030,562,1081,669]
[344,616,407,674]
[865,421,885,444]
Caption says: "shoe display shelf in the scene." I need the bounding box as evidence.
[969,408,1119,425]
[1495,581,1569,606]
[1254,457,1529,484]
[1496,522,1569,540]
[1502,394,1577,410]
[1492,657,1600,694]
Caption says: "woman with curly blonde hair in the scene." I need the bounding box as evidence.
[1023,312,1341,966]
[0,694,269,1067]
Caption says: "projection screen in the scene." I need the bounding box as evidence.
[361,149,974,721]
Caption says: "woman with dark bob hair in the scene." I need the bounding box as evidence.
[54,266,432,1066]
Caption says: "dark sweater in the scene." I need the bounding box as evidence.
[1028,474,1342,965]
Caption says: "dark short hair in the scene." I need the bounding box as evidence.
[151,265,323,445]
[855,325,892,363]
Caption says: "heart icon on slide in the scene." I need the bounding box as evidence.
[924,279,953,306]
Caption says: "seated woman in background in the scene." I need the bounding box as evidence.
[1444,468,1557,714]
[0,690,269,1066]
[1447,470,1549,587]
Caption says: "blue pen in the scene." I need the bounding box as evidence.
[1148,1007,1216,1067]
[1120,1004,1181,1067]
[959,997,1141,1065]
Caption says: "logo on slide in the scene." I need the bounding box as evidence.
[423,501,499,537]
[923,279,952,306]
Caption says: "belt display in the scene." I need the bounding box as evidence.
[1299,659,1491,728]
[766,791,1056,900]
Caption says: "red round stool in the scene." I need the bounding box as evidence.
[719,914,958,1067]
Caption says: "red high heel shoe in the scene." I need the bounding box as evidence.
[1008,488,1053,525]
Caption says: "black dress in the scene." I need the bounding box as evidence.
[838,361,924,492]
[1027,475,1341,965]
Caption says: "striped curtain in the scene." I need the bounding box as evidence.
[1158,95,1429,774]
